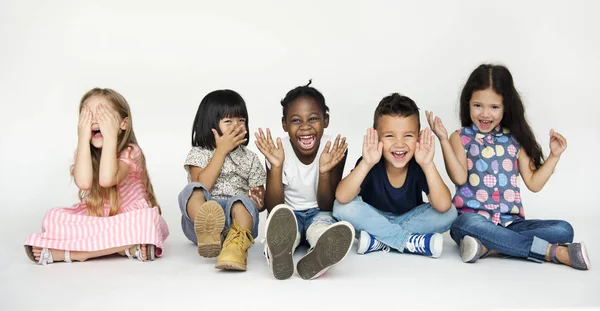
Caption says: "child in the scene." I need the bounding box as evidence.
[426,63,590,270]
[333,93,456,258]
[178,89,265,271]
[24,88,169,265]
[255,81,355,280]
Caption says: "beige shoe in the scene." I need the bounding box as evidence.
[195,200,225,258]
[215,221,254,271]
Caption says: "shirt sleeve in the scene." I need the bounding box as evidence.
[249,152,267,187]
[184,147,212,174]
[118,144,142,173]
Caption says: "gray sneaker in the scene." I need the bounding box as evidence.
[550,242,590,270]
[460,235,485,263]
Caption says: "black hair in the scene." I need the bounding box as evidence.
[191,89,249,149]
[373,93,420,129]
[459,64,544,169]
[280,79,329,118]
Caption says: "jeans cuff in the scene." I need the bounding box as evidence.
[527,236,549,263]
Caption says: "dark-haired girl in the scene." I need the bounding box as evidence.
[426,64,590,270]
[178,89,266,271]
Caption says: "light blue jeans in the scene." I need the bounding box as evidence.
[332,196,457,252]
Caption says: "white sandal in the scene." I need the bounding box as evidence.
[125,244,156,262]
[24,246,71,265]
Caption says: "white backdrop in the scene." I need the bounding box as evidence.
[2,1,599,309]
[2,0,598,226]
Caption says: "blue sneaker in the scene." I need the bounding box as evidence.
[357,231,390,255]
[404,233,443,258]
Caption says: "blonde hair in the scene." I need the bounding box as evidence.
[75,88,160,217]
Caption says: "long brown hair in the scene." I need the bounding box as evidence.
[459,64,544,170]
[75,88,160,216]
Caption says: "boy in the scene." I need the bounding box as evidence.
[333,93,456,257]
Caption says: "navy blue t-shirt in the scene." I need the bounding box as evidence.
[356,156,430,215]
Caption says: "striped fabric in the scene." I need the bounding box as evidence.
[24,144,169,256]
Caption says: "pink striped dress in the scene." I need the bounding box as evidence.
[24,144,170,256]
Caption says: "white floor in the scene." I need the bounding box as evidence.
[2,211,599,311]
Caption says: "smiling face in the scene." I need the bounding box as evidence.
[282,97,329,164]
[376,114,419,170]
[82,95,126,149]
[469,88,504,133]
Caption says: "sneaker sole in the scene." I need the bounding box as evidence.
[215,260,247,271]
[297,223,354,280]
[460,236,480,263]
[266,206,297,280]
[577,243,590,270]
[195,201,225,258]
[357,230,370,255]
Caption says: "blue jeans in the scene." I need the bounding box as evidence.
[293,208,336,247]
[450,212,574,262]
[178,182,260,244]
[332,196,457,252]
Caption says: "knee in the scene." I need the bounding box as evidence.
[332,199,360,222]
[451,212,485,231]
[555,220,574,242]
[439,205,458,228]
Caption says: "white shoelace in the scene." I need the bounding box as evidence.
[406,235,427,254]
[368,239,391,253]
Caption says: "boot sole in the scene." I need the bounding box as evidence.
[195,201,225,258]
[297,223,354,280]
[215,260,247,271]
[266,207,297,280]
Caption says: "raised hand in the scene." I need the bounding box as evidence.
[78,106,93,142]
[425,110,449,141]
[254,128,284,168]
[362,128,383,167]
[96,104,121,141]
[549,129,567,157]
[319,134,348,174]
[213,124,247,154]
[248,187,265,211]
[415,128,435,166]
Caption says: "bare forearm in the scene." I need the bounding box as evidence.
[335,161,371,204]
[317,172,335,211]
[73,139,93,190]
[422,163,452,212]
[528,155,560,192]
[98,138,119,187]
[440,139,467,185]
[264,166,284,213]
[193,149,227,191]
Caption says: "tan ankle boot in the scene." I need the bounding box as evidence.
[215,222,254,271]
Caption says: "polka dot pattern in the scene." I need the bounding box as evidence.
[453,124,524,227]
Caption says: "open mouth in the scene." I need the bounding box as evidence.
[92,129,102,139]
[479,120,492,128]
[391,151,408,161]
[297,135,316,150]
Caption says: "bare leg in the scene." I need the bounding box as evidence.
[187,189,206,221]
[545,244,572,266]
[231,201,253,230]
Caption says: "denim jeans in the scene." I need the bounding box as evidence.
[332,196,457,252]
[178,182,260,244]
[292,208,336,249]
[450,212,574,262]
